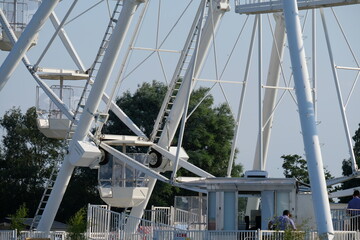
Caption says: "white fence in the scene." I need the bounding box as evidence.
[2,205,359,240]
[0,230,16,240]
[87,205,180,240]
[86,205,360,240]
[2,229,359,240]
[0,230,67,240]
[143,206,206,230]
[333,209,360,231]
[154,230,359,240]
[20,231,67,239]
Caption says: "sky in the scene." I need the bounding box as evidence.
[0,0,360,180]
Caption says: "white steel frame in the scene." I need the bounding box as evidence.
[0,0,359,238]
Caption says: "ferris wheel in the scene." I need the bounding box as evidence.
[0,0,360,238]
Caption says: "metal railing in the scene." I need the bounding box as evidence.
[87,204,180,240]
[0,230,16,240]
[154,230,360,240]
[143,206,206,230]
[0,230,67,240]
[3,206,358,240]
[2,228,360,240]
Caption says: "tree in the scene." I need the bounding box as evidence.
[66,207,87,240]
[105,80,167,137]
[339,124,360,203]
[9,203,28,233]
[105,80,243,207]
[281,154,333,184]
[57,167,102,222]
[0,107,62,219]
[0,107,102,223]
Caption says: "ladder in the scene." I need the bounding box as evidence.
[30,1,124,229]
[30,154,63,230]
[87,0,123,79]
[150,3,208,143]
[69,0,124,132]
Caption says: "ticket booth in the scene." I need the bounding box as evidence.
[181,176,302,231]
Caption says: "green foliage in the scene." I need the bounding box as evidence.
[340,123,360,203]
[57,167,102,222]
[105,80,243,207]
[66,207,87,240]
[283,229,305,240]
[182,87,241,177]
[9,203,28,233]
[281,154,333,184]
[340,158,360,203]
[0,107,102,223]
[105,80,167,137]
[0,107,63,219]
[352,124,360,162]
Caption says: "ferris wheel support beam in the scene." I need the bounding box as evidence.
[103,94,147,138]
[158,0,230,148]
[319,9,358,172]
[50,11,146,137]
[37,0,145,233]
[282,0,334,239]
[227,16,258,177]
[0,9,76,123]
[48,12,146,138]
[49,12,86,72]
[253,13,286,171]
[171,0,207,181]
[0,0,61,91]
[129,0,230,230]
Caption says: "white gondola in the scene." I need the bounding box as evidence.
[98,153,149,208]
[98,135,152,208]
[0,0,39,51]
[36,68,89,139]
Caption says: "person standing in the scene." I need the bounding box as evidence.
[268,210,296,230]
[347,190,360,230]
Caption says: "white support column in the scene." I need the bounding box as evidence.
[0,0,61,91]
[282,0,334,239]
[258,13,263,170]
[37,0,145,232]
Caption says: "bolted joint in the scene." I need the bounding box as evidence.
[214,0,230,12]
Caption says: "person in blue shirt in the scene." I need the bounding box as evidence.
[268,210,296,231]
[347,190,360,230]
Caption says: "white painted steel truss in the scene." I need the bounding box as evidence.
[0,0,360,239]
